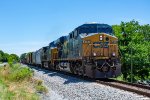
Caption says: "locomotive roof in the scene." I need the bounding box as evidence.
[75,23,113,35]
[48,23,113,48]
[42,46,49,49]
[76,23,111,28]
[49,36,67,47]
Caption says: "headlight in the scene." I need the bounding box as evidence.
[100,35,103,40]
[112,52,116,57]
[93,52,96,56]
[100,53,103,56]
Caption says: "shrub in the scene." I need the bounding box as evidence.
[0,63,40,100]
[0,64,33,82]
[36,80,43,86]
[36,85,48,93]
[35,80,48,93]
[9,67,33,81]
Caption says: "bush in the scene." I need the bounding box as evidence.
[0,64,33,81]
[36,85,48,93]
[35,79,48,93]
[36,80,43,85]
[9,67,33,81]
[0,63,40,100]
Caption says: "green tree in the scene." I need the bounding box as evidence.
[3,53,9,62]
[20,53,26,60]
[0,50,4,62]
[8,54,20,64]
[112,20,150,82]
[0,50,10,62]
[20,53,27,63]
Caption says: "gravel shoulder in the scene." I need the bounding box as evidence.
[29,66,150,100]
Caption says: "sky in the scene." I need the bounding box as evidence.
[0,0,150,56]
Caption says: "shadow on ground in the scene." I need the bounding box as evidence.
[25,64,91,85]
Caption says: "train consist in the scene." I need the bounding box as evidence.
[21,23,121,78]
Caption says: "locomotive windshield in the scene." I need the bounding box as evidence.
[76,23,113,35]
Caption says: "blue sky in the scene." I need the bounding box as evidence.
[0,0,149,56]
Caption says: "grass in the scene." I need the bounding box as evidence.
[114,72,150,83]
[35,80,48,93]
[0,63,48,100]
[0,79,15,100]
[114,74,124,81]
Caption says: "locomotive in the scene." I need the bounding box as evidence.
[22,23,121,78]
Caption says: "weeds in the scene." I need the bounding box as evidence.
[0,63,46,100]
[9,67,33,81]
[35,80,48,93]
[0,64,33,82]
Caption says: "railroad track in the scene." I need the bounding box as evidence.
[96,79,150,98]
[28,64,150,98]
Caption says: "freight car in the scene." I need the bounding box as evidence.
[35,49,42,67]
[22,23,121,78]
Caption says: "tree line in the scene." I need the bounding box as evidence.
[0,50,19,63]
[112,20,150,81]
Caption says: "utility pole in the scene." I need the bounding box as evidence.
[131,46,133,83]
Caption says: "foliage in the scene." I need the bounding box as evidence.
[36,80,43,86]
[112,20,150,82]
[8,54,20,65]
[9,65,33,81]
[0,50,5,62]
[20,53,26,60]
[0,64,33,82]
[0,79,15,99]
[36,85,47,93]
[20,53,27,63]
[0,64,39,100]
[0,50,20,64]
[35,80,48,93]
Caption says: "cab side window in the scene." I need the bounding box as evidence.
[70,34,72,39]
[74,30,78,38]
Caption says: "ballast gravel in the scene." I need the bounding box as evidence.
[30,66,150,100]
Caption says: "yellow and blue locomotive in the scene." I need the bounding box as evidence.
[24,23,121,78]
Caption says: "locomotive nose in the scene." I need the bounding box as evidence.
[101,66,110,72]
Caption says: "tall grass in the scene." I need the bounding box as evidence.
[0,64,40,100]
[0,64,33,81]
[35,80,48,93]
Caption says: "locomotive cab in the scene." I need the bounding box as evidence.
[71,23,121,78]
[59,23,121,78]
[81,32,121,78]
